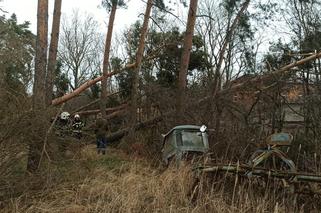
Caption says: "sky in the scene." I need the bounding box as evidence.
[1,0,147,34]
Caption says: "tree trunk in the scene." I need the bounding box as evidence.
[197,51,321,105]
[45,0,62,106]
[51,62,135,105]
[129,0,153,133]
[176,0,198,122]
[100,2,117,118]
[71,90,123,114]
[27,0,48,173]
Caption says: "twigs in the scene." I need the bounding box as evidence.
[38,103,65,168]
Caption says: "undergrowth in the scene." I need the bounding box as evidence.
[1,145,320,213]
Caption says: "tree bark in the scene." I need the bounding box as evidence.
[176,0,198,122]
[27,0,48,173]
[45,0,62,106]
[100,2,117,118]
[129,0,153,132]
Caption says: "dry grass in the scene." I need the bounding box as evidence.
[2,145,318,213]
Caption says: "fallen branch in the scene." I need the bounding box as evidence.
[201,52,321,104]
[106,112,166,143]
[51,63,136,106]
[38,103,65,168]
[51,47,163,106]
[77,104,128,116]
[226,52,321,94]
[71,90,124,115]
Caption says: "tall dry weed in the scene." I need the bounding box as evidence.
[4,148,314,213]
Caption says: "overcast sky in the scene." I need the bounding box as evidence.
[1,0,148,34]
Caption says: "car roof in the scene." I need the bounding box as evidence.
[163,125,201,139]
[172,125,201,130]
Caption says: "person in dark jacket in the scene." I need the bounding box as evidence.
[95,113,108,155]
[72,114,84,139]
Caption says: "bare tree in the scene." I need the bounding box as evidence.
[58,10,103,90]
[27,0,48,173]
[46,0,62,105]
[196,0,251,93]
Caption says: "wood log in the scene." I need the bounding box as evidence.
[199,52,321,105]
[106,114,164,143]
[51,63,136,106]
[71,90,124,114]
[222,52,321,95]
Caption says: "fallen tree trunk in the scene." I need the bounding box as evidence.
[51,63,136,106]
[71,90,124,114]
[202,52,321,102]
[76,104,127,116]
[227,52,321,93]
[106,114,163,143]
[99,53,321,144]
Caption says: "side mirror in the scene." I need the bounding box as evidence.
[200,125,207,133]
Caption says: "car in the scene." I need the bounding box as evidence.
[161,125,209,166]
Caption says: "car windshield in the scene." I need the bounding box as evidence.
[181,130,204,148]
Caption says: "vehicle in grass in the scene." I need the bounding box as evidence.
[161,125,321,195]
[161,125,209,167]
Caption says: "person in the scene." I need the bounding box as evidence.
[55,111,71,137]
[72,114,84,139]
[55,111,71,153]
[94,113,108,155]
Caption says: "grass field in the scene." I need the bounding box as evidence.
[1,145,320,213]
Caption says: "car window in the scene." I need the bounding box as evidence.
[181,131,204,148]
[163,133,175,154]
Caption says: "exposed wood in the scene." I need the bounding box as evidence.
[176,0,198,122]
[101,2,117,118]
[51,62,135,105]
[45,0,62,106]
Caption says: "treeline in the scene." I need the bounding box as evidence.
[1,0,321,175]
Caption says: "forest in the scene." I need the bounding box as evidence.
[1,0,321,212]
